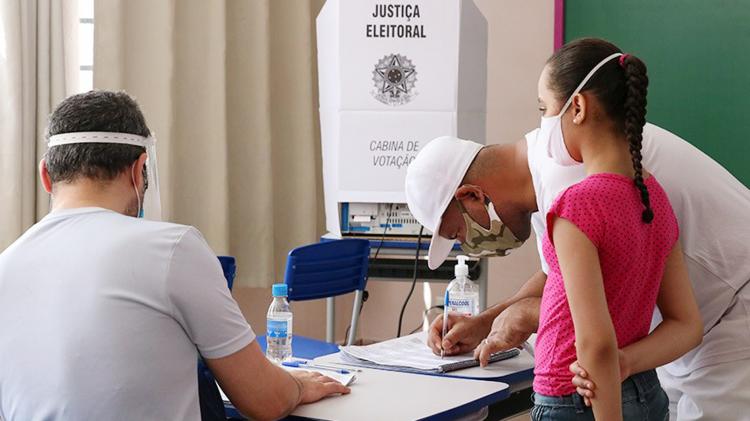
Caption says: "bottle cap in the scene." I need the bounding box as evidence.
[455,255,469,278]
[272,283,288,297]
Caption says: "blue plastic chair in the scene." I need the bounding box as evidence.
[284,239,370,347]
[217,256,237,290]
[200,256,239,420]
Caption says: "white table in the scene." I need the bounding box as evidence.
[288,365,509,421]
[223,347,534,420]
[315,346,535,392]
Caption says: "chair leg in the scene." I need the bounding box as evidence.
[326,296,335,343]
[347,290,364,346]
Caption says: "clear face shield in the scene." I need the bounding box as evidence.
[46,132,162,220]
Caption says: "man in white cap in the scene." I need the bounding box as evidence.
[0,91,349,421]
[405,136,533,272]
[405,124,750,420]
[405,135,538,356]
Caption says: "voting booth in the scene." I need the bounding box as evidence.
[317,0,488,240]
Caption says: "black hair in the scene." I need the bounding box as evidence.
[45,90,150,185]
[547,38,653,223]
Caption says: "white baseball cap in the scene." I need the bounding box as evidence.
[405,136,483,269]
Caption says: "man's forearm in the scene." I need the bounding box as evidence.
[285,372,305,416]
[208,342,301,421]
[252,366,301,420]
[515,296,541,333]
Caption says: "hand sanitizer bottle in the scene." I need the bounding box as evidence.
[445,256,480,316]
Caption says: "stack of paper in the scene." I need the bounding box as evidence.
[339,332,519,374]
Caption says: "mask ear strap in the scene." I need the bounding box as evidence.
[486,200,503,223]
[558,52,623,117]
[455,199,468,214]
[131,162,142,216]
[458,194,499,225]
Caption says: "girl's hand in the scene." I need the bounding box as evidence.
[569,349,630,406]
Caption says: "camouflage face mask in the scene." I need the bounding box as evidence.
[457,199,524,258]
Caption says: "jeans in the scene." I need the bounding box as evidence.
[532,369,669,421]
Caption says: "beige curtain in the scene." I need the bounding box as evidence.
[0,0,78,250]
[94,0,326,288]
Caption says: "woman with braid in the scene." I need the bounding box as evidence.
[530,38,703,420]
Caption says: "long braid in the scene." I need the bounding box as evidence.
[621,55,653,223]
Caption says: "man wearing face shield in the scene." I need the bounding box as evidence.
[0,91,349,421]
[406,129,750,419]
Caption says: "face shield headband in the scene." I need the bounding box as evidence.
[47,131,162,220]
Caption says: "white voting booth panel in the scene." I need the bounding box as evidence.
[318,0,488,236]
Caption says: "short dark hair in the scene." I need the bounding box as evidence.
[45,90,150,184]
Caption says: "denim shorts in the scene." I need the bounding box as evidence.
[532,369,669,421]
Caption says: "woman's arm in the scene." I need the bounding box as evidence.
[553,217,622,421]
[570,241,703,403]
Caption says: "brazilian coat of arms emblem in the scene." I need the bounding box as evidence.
[371,53,417,106]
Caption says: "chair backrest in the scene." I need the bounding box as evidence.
[217,256,237,290]
[283,239,370,301]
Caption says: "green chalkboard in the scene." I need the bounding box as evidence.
[564,1,750,187]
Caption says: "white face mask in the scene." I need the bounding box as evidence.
[539,52,623,166]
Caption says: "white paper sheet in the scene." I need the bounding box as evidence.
[340,331,482,371]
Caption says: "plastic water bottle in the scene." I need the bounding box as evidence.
[445,255,480,317]
[266,283,293,363]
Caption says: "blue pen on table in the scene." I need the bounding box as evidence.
[282,360,352,375]
[295,360,362,372]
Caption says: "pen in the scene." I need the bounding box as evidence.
[282,361,352,375]
[441,290,449,359]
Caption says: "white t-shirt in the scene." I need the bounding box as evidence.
[0,208,255,421]
[526,123,750,375]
